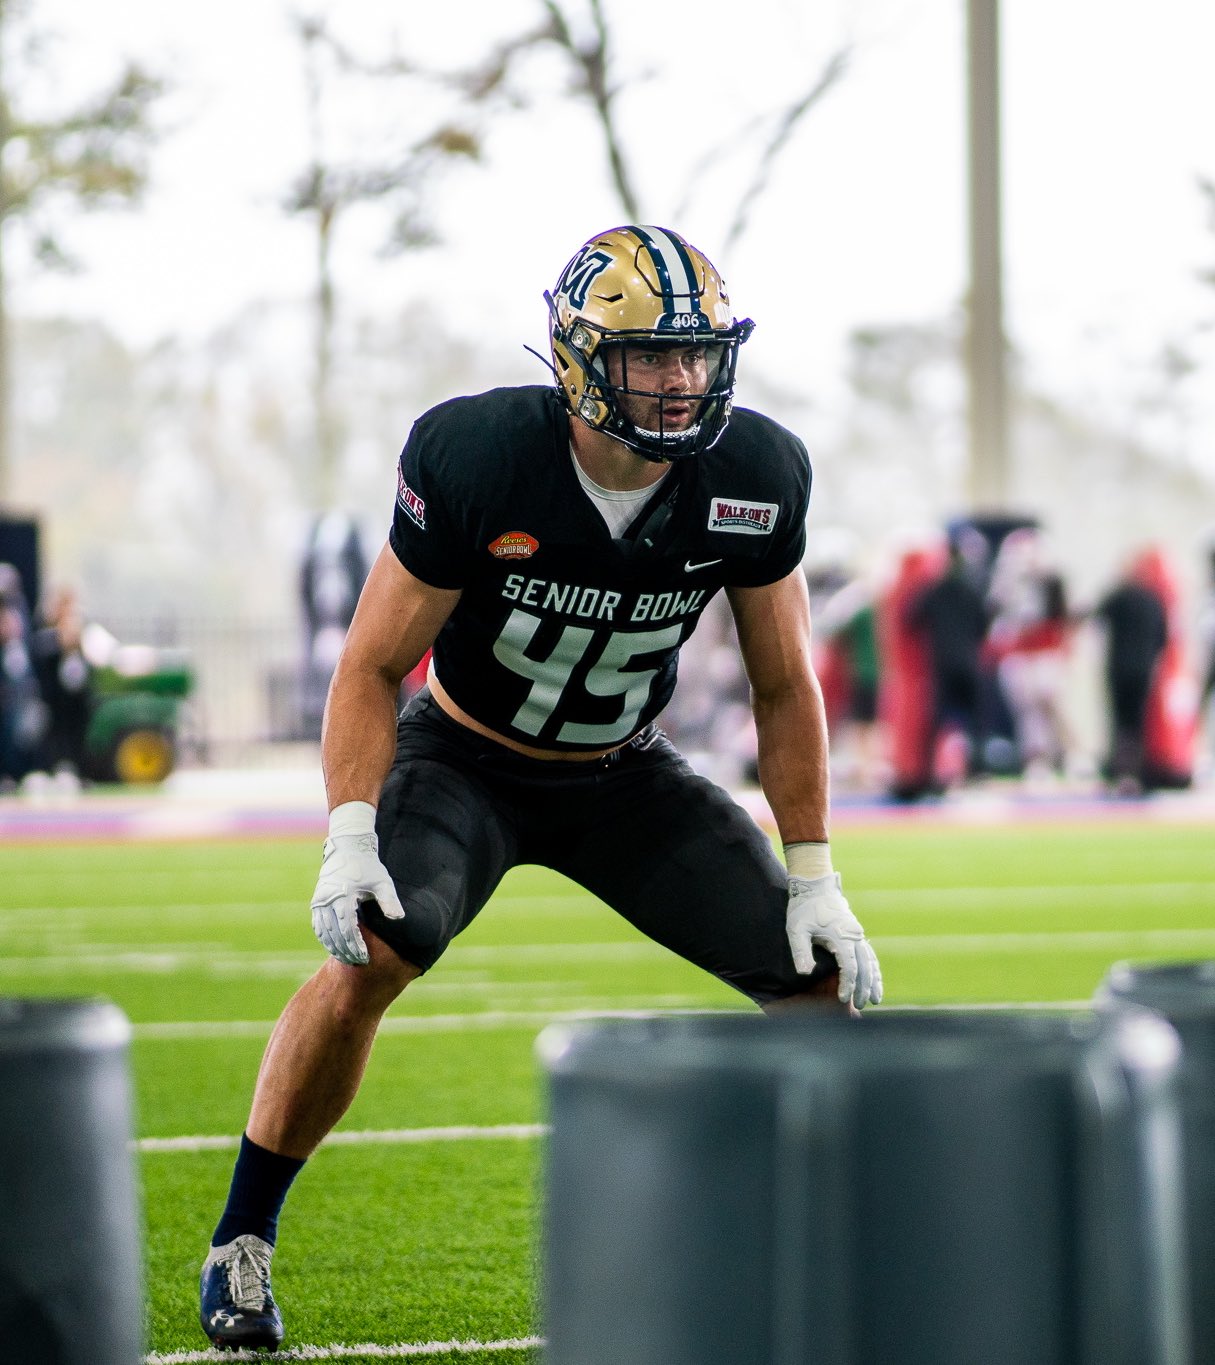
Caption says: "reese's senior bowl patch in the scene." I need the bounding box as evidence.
[707,497,778,534]
[397,470,426,529]
[488,531,539,560]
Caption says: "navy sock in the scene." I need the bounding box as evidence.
[211,1134,306,1249]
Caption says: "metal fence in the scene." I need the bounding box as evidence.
[106,616,322,770]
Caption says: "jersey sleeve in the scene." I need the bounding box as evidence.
[721,432,811,588]
[387,417,474,590]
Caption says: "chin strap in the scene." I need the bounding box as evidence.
[620,466,685,556]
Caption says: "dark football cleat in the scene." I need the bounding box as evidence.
[199,1233,284,1351]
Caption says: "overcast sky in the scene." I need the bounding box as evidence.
[15,0,1215,439]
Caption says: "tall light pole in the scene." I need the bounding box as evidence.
[966,0,1009,510]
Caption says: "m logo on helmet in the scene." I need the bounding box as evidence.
[560,248,612,310]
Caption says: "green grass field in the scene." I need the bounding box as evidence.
[2,817,1213,1363]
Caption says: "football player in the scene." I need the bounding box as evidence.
[199,224,882,1350]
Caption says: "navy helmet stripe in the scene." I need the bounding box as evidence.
[632,225,700,314]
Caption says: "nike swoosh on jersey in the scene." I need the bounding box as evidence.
[684,558,724,573]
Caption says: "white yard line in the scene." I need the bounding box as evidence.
[0,941,665,975]
[144,1333,545,1362]
[878,928,1215,953]
[137,1002,1098,1153]
[858,881,1214,908]
[138,1123,547,1154]
[133,1006,727,1041]
[6,912,1215,981]
[0,880,1204,923]
[130,997,1100,1043]
[0,894,586,922]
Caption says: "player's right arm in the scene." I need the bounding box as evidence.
[310,544,461,965]
[322,543,460,808]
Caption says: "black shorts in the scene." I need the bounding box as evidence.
[361,689,830,1005]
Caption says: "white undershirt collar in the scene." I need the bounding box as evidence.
[570,446,671,538]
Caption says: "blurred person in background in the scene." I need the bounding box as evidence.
[1092,550,1169,795]
[299,512,371,738]
[876,536,946,800]
[905,537,989,788]
[1199,536,1215,773]
[985,530,1074,781]
[1125,545,1199,790]
[196,224,883,1351]
[0,563,47,787]
[30,583,94,784]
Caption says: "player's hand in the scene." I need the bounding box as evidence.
[310,804,405,966]
[786,872,883,1009]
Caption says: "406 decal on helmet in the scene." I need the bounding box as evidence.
[546,225,754,463]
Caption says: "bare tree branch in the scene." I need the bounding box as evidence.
[419,0,642,220]
[722,46,851,252]
[284,12,484,506]
[539,0,639,219]
[434,2,847,240]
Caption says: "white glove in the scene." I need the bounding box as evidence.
[310,801,405,965]
[786,872,883,1009]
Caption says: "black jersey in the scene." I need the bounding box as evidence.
[388,385,811,752]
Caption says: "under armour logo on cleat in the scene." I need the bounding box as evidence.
[210,1310,241,1327]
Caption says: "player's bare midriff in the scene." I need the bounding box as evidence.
[427,663,632,762]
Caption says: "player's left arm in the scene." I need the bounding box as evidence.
[727,569,883,1007]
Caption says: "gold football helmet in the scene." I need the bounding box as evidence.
[546,225,754,461]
